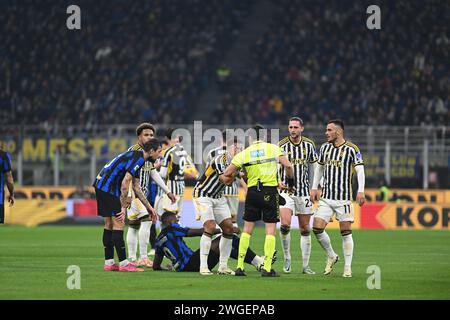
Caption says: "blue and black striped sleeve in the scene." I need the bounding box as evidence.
[3,152,12,172]
[126,152,145,177]
[171,223,189,237]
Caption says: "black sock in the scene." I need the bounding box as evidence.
[150,223,157,248]
[231,235,257,264]
[112,230,127,262]
[102,229,114,260]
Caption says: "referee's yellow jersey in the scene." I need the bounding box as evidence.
[231,140,282,187]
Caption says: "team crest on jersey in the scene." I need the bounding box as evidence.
[264,195,271,201]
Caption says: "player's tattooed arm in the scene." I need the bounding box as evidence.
[120,172,133,208]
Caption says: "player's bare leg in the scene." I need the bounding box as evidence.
[217,218,235,275]
[200,219,216,275]
[340,221,353,277]
[299,214,315,274]
[313,217,338,275]
[103,218,118,271]
[279,207,292,273]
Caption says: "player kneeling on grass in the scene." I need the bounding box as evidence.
[93,138,160,272]
[152,212,274,272]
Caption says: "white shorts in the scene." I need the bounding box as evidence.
[127,198,148,220]
[314,199,354,223]
[193,197,231,225]
[279,193,313,215]
[224,195,239,219]
[155,193,184,217]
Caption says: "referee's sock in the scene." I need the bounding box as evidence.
[263,235,276,272]
[237,232,251,270]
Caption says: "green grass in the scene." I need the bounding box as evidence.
[0,226,449,299]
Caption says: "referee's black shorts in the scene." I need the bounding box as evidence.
[243,186,280,223]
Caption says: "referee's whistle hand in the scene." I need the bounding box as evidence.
[356,192,365,206]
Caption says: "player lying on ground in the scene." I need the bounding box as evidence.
[152,212,276,272]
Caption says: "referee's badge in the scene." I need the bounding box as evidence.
[264,195,271,202]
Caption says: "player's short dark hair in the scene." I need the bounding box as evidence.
[249,124,266,141]
[136,123,155,136]
[328,119,345,131]
[161,211,177,225]
[289,117,304,125]
[142,138,160,152]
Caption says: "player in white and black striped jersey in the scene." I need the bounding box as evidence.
[154,128,198,219]
[193,141,244,275]
[206,132,247,226]
[125,123,176,268]
[278,117,318,275]
[310,119,365,278]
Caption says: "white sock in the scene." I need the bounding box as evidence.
[342,234,354,268]
[280,230,291,261]
[119,259,129,267]
[251,255,264,268]
[219,236,232,269]
[139,221,152,259]
[301,235,312,268]
[105,259,115,266]
[126,227,138,261]
[316,230,337,258]
[200,234,212,270]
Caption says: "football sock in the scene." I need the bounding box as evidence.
[342,233,354,268]
[263,235,276,272]
[301,234,312,268]
[102,229,114,261]
[280,225,291,261]
[126,226,138,261]
[219,233,233,269]
[237,232,251,270]
[200,232,212,270]
[315,230,337,258]
[139,221,152,259]
[149,223,157,248]
[112,230,127,262]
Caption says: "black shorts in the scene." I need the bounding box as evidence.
[243,186,280,223]
[0,204,4,224]
[181,249,220,272]
[95,188,122,217]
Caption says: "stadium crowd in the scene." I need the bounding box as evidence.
[1,0,253,126]
[211,0,449,126]
[1,0,448,126]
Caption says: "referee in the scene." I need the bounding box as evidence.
[222,125,294,277]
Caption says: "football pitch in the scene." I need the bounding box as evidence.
[0,226,449,300]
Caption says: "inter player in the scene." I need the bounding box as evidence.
[206,131,247,226]
[0,149,14,224]
[93,138,160,272]
[278,117,317,274]
[310,119,365,278]
[193,139,243,275]
[222,125,295,277]
[153,212,275,272]
[126,123,176,268]
[154,128,198,219]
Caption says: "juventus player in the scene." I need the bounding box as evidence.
[206,131,247,225]
[155,128,198,219]
[193,140,243,275]
[310,119,365,278]
[278,117,317,274]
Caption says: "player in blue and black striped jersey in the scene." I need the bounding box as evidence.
[0,149,15,224]
[93,138,162,272]
[153,212,275,273]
